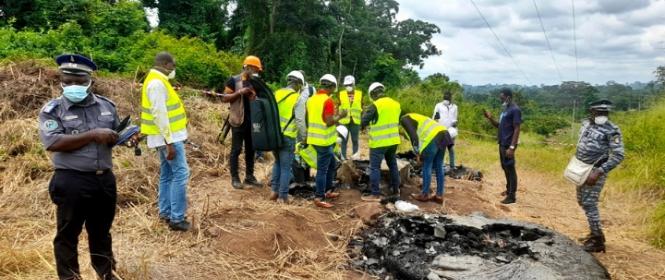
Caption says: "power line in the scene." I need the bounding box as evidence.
[532,0,563,82]
[469,0,531,84]
[572,0,579,81]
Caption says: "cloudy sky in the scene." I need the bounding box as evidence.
[396,0,665,85]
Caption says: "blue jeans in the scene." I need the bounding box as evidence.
[271,137,295,199]
[341,123,360,159]
[157,141,189,223]
[314,144,336,199]
[369,145,400,195]
[445,145,455,167]
[422,141,445,196]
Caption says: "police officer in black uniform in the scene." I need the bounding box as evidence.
[39,54,134,280]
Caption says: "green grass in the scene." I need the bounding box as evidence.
[455,99,665,247]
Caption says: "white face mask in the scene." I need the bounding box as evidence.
[345,86,353,93]
[167,69,176,80]
[443,100,450,106]
[594,116,608,125]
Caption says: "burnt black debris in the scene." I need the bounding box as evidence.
[288,184,316,200]
[396,152,483,181]
[349,213,610,280]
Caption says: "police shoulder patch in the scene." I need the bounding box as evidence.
[41,119,59,132]
[41,99,60,113]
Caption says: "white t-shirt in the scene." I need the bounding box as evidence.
[432,102,458,128]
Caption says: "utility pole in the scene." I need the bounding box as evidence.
[571,99,577,141]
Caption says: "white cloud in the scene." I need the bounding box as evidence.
[397,0,665,85]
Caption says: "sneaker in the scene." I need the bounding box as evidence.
[314,199,334,208]
[361,194,382,202]
[168,220,191,232]
[410,193,431,202]
[325,192,340,199]
[244,176,262,187]
[232,177,243,189]
[500,197,516,204]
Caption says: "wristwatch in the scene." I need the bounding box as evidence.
[509,145,516,150]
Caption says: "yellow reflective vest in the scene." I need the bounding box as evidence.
[140,69,187,135]
[339,89,362,125]
[275,88,299,139]
[368,97,401,148]
[297,142,341,169]
[306,94,337,146]
[404,113,446,154]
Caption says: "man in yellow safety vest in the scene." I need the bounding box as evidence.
[306,74,347,208]
[360,82,401,202]
[338,75,363,160]
[141,52,190,231]
[400,113,453,204]
[270,71,303,203]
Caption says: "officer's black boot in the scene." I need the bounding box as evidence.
[500,195,516,204]
[232,176,243,189]
[244,175,262,187]
[583,232,606,253]
[577,232,593,242]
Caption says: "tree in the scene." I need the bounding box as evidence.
[1,0,98,31]
[560,81,598,120]
[655,66,665,87]
[141,0,229,47]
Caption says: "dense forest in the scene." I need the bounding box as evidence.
[2,0,663,138]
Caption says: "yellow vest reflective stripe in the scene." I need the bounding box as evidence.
[297,144,318,169]
[275,88,299,138]
[306,94,337,146]
[297,142,341,169]
[339,89,362,124]
[140,69,187,135]
[406,113,446,153]
[369,97,401,148]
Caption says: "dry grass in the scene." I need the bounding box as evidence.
[1,61,665,279]
[0,61,370,280]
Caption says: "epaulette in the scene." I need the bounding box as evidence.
[607,121,620,131]
[95,94,117,107]
[41,98,61,113]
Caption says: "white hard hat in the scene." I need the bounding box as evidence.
[320,74,337,86]
[336,125,349,141]
[343,75,355,86]
[368,82,385,94]
[286,70,305,84]
[447,127,458,139]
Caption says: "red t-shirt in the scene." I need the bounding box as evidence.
[318,90,335,120]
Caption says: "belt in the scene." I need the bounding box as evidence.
[55,169,111,176]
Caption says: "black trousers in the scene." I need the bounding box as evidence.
[49,169,117,280]
[499,145,518,199]
[230,124,255,179]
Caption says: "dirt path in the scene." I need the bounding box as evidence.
[473,161,665,279]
